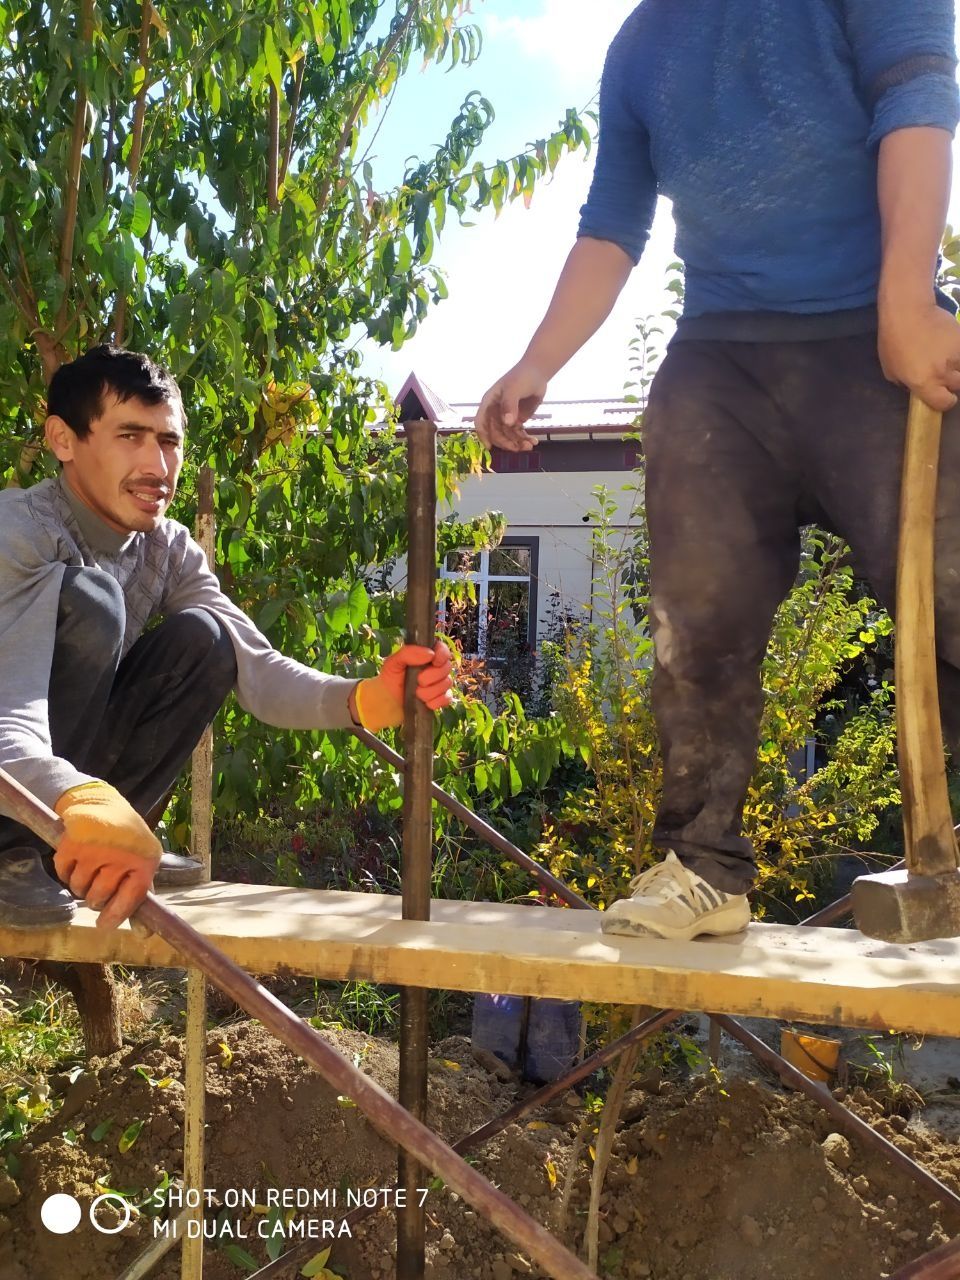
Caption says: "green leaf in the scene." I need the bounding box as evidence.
[301,1248,333,1277]
[508,759,522,796]
[263,26,283,91]
[224,1244,260,1273]
[324,594,350,635]
[118,1119,144,1153]
[265,1205,284,1260]
[257,598,288,632]
[91,1119,113,1142]
[347,579,368,627]
[118,190,151,238]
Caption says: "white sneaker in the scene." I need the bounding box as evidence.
[600,851,751,942]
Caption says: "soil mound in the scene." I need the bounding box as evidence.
[2,1023,958,1280]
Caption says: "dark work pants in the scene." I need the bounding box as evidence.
[643,333,960,894]
[0,567,237,857]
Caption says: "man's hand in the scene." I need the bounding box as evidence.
[352,641,455,731]
[474,361,548,453]
[53,781,161,931]
[878,303,960,412]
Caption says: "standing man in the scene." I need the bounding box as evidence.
[0,345,453,931]
[475,1,960,940]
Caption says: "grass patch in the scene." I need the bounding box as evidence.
[0,980,83,1152]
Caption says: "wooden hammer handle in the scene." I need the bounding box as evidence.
[897,395,959,875]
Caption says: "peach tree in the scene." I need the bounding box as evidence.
[0,0,591,821]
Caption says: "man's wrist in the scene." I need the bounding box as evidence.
[518,348,557,383]
[878,286,939,329]
[347,684,362,728]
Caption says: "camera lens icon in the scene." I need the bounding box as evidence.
[41,1191,133,1235]
[90,1192,133,1234]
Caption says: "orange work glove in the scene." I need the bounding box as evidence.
[354,641,455,732]
[53,781,162,931]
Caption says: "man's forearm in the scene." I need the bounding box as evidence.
[522,238,634,380]
[875,125,960,410]
[878,126,953,314]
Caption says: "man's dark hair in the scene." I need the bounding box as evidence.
[47,345,184,439]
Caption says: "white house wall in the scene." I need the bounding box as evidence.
[445,468,644,641]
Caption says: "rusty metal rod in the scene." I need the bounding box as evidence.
[398,421,437,1280]
[890,1235,960,1278]
[246,1008,681,1279]
[0,767,598,1280]
[245,863,952,1280]
[251,844,954,1280]
[454,1007,679,1157]
[712,1014,960,1213]
[114,1199,194,1280]
[351,725,592,911]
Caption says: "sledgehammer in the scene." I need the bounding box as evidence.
[852,395,960,942]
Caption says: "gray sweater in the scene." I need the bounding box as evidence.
[0,477,358,812]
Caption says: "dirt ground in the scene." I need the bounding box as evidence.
[1,1017,959,1280]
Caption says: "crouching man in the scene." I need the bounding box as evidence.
[0,345,453,931]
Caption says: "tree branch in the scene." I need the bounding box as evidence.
[279,57,306,187]
[0,265,34,331]
[0,225,39,332]
[316,0,421,213]
[55,0,96,339]
[267,82,280,213]
[114,0,153,343]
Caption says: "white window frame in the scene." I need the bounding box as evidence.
[439,540,536,661]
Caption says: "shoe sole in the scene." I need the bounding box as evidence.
[599,902,751,943]
[0,902,76,929]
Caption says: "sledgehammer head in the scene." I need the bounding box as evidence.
[851,868,960,943]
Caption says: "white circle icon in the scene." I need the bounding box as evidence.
[40,1193,82,1234]
[89,1192,133,1234]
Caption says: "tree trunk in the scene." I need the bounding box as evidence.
[39,961,122,1058]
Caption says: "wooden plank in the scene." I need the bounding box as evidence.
[183,462,215,1280]
[1,885,959,1036]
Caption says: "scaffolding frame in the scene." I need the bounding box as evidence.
[1,426,958,1280]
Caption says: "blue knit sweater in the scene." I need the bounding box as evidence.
[578,0,960,330]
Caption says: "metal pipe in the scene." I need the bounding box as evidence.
[246,1009,680,1279]
[712,1014,960,1214]
[398,421,437,1280]
[890,1235,960,1278]
[452,1008,679,1157]
[113,1204,194,1280]
[231,858,950,1280]
[351,726,592,911]
[0,768,598,1280]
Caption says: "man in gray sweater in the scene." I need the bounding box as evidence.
[0,345,453,931]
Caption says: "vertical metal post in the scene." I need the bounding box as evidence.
[397,422,437,1280]
[183,466,215,1280]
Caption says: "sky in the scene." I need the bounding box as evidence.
[360,0,960,405]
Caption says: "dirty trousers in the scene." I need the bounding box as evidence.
[643,333,960,894]
[0,566,237,857]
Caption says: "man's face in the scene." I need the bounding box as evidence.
[45,392,185,534]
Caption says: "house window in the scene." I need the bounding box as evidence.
[440,538,539,663]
